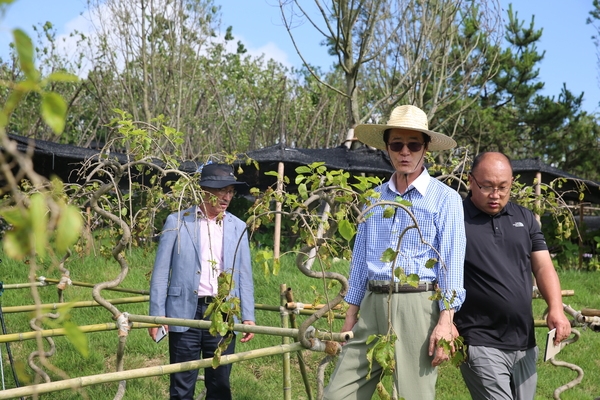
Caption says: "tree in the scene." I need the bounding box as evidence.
[0,0,351,154]
[444,4,546,156]
[449,5,600,181]
[278,0,503,149]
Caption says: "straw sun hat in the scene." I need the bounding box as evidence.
[354,105,456,152]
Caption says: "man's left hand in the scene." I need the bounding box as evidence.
[428,319,458,367]
[240,320,255,343]
[547,309,572,345]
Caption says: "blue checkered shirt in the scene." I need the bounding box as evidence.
[345,168,466,311]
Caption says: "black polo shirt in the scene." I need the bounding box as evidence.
[454,196,548,351]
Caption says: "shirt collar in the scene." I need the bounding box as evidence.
[464,194,511,218]
[196,206,226,222]
[388,168,431,196]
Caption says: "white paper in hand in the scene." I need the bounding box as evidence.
[543,328,562,362]
[155,325,168,343]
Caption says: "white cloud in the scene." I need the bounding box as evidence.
[220,31,292,69]
[248,42,292,68]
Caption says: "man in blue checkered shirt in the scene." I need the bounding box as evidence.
[324,105,466,400]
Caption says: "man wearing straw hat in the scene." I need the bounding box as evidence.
[323,105,466,400]
[148,163,255,400]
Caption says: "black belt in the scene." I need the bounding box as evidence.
[198,296,214,304]
[368,280,436,293]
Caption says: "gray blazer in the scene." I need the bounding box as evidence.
[149,206,255,333]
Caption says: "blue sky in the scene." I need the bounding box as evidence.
[1,0,599,113]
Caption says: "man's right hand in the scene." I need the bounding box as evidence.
[148,323,168,341]
[340,304,360,344]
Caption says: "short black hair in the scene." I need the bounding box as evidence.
[383,129,431,146]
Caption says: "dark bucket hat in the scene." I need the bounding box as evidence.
[198,163,247,189]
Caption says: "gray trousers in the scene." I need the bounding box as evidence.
[460,345,538,400]
[323,291,439,400]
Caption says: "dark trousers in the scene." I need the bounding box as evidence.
[168,299,236,400]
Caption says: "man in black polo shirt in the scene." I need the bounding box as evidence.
[455,152,571,400]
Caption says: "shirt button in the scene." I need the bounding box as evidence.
[193,290,197,294]
[197,270,201,274]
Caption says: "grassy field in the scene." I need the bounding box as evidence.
[0,247,599,399]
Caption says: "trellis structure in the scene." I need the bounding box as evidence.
[1,278,599,400]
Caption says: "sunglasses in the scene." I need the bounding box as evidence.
[387,141,424,153]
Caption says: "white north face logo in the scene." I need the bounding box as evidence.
[513,222,524,227]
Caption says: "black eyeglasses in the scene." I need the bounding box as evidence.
[469,173,511,195]
[206,187,236,197]
[387,141,424,153]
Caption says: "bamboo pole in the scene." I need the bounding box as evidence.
[1,281,51,289]
[2,279,147,295]
[535,171,541,224]
[582,308,600,317]
[0,342,308,399]
[42,278,149,295]
[0,313,353,344]
[305,202,331,271]
[273,161,284,261]
[286,288,313,400]
[1,296,149,314]
[0,322,156,343]
[2,300,345,318]
[281,284,292,400]
[285,302,342,310]
[127,314,353,342]
[254,303,345,319]
[579,203,584,270]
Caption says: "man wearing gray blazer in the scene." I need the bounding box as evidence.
[148,163,255,400]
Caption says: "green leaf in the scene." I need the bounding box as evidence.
[375,340,395,374]
[215,320,228,336]
[406,273,420,287]
[29,193,48,257]
[204,303,216,318]
[1,90,25,120]
[46,72,79,83]
[380,248,397,263]
[55,205,83,253]
[393,267,405,280]
[63,320,89,358]
[295,166,311,174]
[366,334,378,345]
[0,206,25,225]
[398,199,412,207]
[383,207,395,218]
[338,219,356,241]
[375,382,392,400]
[425,258,437,269]
[3,230,28,260]
[41,91,67,134]
[13,360,33,385]
[298,183,308,198]
[13,29,38,80]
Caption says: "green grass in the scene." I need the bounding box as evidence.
[1,249,599,399]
